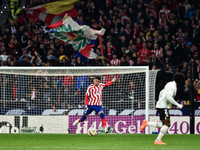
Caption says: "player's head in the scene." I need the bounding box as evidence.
[94,76,101,86]
[173,72,185,86]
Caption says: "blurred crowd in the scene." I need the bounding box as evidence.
[0,0,199,110]
[0,74,146,111]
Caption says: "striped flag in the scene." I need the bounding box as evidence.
[27,0,78,25]
[43,15,105,58]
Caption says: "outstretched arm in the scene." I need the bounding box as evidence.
[167,93,182,109]
[104,76,117,87]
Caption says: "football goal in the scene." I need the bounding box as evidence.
[0,66,158,134]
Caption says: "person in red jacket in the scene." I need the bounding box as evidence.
[137,42,151,65]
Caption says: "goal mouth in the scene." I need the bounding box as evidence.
[0,66,158,134]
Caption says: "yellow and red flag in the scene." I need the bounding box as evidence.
[27,0,78,25]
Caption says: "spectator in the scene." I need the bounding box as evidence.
[110,53,120,66]
[127,81,141,108]
[94,48,107,65]
[67,54,78,67]
[187,3,196,18]
[126,54,134,66]
[137,42,151,65]
[133,12,142,24]
[15,55,32,66]
[105,41,116,62]
[151,52,161,67]
[184,0,191,18]
[20,29,29,49]
[8,2,21,23]
[77,15,86,25]
[182,79,190,105]
[120,56,129,66]
[159,12,168,27]
[196,82,200,108]
[77,57,83,66]
[60,57,68,66]
[135,57,142,66]
[42,81,58,111]
[159,4,170,21]
[9,0,21,10]
[177,2,185,20]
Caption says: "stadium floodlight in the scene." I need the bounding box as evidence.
[0,67,158,134]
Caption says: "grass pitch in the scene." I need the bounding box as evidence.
[0,134,199,150]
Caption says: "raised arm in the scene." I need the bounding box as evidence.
[104,76,116,87]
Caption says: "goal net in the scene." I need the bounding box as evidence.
[0,67,158,134]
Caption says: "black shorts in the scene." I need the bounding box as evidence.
[157,108,170,120]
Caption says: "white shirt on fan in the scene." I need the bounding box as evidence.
[156,81,182,109]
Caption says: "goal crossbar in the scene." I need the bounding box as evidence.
[0,66,150,76]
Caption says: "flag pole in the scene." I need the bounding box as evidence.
[99,35,104,56]
[98,35,106,66]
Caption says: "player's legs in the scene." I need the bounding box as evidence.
[154,109,170,145]
[140,120,163,132]
[95,106,111,133]
[73,105,93,126]
[98,111,107,128]
[155,119,170,143]
[140,109,166,132]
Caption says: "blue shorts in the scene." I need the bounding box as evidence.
[83,105,104,115]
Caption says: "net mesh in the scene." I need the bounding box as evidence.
[0,67,158,134]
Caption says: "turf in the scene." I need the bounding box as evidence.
[0,134,199,150]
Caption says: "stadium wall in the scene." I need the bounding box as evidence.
[0,115,200,134]
[149,116,200,134]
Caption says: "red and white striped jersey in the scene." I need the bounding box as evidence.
[86,83,106,106]
[110,59,121,66]
[151,49,161,59]
[127,60,134,66]
[159,9,170,20]
[159,18,168,27]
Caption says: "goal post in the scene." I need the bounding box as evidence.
[0,66,158,134]
[145,66,149,134]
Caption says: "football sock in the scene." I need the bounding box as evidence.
[101,118,107,129]
[80,115,87,122]
[147,122,163,128]
[156,125,169,141]
[100,113,105,119]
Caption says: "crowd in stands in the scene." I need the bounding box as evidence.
[0,74,145,111]
[0,0,200,110]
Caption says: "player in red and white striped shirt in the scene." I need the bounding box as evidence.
[73,76,116,133]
